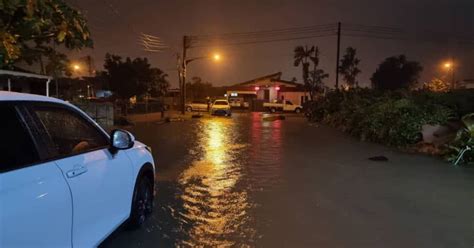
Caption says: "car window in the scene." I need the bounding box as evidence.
[214,101,228,105]
[285,101,293,105]
[0,104,40,171]
[32,105,109,157]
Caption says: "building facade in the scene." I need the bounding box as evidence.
[226,72,308,111]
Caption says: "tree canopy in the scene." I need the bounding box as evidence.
[371,55,423,90]
[0,0,92,67]
[186,76,225,100]
[103,53,169,100]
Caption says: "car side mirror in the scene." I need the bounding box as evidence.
[110,129,135,151]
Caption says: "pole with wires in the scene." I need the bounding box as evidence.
[181,36,189,115]
[335,22,341,90]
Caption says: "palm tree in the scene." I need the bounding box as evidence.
[293,46,314,85]
[294,45,328,100]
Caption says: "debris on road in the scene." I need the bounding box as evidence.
[368,155,389,162]
[262,115,285,121]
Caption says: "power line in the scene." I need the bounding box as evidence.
[192,24,337,39]
[191,33,336,48]
[189,24,338,48]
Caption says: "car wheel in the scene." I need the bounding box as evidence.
[128,176,153,229]
[186,106,192,112]
[295,108,302,114]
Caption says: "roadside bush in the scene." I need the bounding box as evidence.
[446,114,474,165]
[309,88,458,147]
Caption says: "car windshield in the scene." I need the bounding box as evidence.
[214,101,228,105]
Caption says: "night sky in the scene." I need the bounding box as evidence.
[68,0,474,88]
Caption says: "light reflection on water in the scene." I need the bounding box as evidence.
[178,117,255,246]
[101,114,287,247]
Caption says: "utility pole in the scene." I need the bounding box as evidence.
[335,22,341,90]
[451,62,456,90]
[86,55,93,76]
[181,36,189,114]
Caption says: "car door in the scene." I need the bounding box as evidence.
[0,103,72,247]
[28,103,135,247]
[197,101,206,111]
[284,101,293,111]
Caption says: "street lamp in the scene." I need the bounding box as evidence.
[72,64,81,71]
[180,52,222,114]
[443,61,455,89]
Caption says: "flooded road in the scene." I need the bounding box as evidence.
[101,113,474,247]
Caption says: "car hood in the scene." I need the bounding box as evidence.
[212,105,229,109]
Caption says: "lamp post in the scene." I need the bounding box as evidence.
[179,49,222,114]
[443,61,456,89]
[72,64,81,72]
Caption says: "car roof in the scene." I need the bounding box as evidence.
[214,99,228,102]
[0,91,71,106]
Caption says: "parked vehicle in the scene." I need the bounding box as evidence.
[263,100,303,113]
[186,100,209,112]
[0,92,155,247]
[229,98,242,108]
[210,99,232,116]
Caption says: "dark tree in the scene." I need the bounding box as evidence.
[103,53,168,100]
[148,68,169,97]
[186,77,220,100]
[371,55,423,90]
[338,47,361,88]
[294,46,314,86]
[294,45,328,100]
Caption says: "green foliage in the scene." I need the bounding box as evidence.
[309,89,455,147]
[0,0,92,67]
[423,78,450,92]
[1,0,90,77]
[371,55,423,90]
[446,114,474,165]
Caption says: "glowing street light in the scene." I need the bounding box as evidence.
[213,53,221,61]
[72,64,81,71]
[442,60,456,89]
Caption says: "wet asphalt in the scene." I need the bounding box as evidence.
[101,113,474,248]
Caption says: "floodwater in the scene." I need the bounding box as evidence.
[101,113,474,247]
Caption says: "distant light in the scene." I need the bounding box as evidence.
[230,92,238,97]
[275,86,280,91]
[213,54,221,61]
[224,93,228,97]
[444,62,452,69]
[254,86,260,91]
[73,64,81,71]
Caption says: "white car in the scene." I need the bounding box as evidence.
[0,92,155,247]
[210,99,232,116]
[263,100,303,113]
[186,100,208,112]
